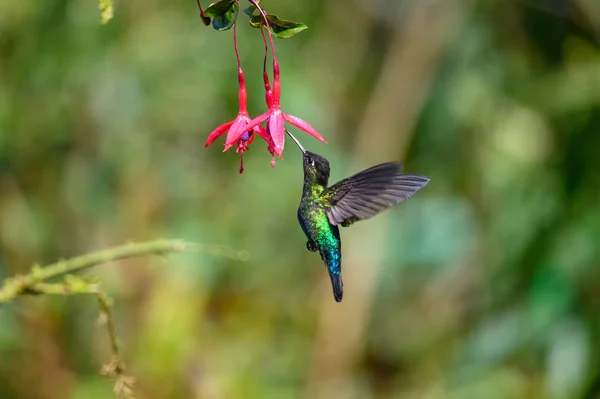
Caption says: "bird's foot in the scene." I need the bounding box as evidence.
[306,240,317,252]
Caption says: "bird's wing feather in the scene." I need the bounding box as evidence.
[321,163,429,227]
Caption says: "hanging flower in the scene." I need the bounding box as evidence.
[224,60,326,157]
[202,0,324,169]
[205,68,273,173]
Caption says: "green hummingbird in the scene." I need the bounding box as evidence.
[286,131,430,302]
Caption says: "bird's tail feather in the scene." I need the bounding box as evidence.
[328,272,343,302]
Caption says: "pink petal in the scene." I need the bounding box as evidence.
[223,116,249,151]
[272,61,281,104]
[268,108,285,156]
[283,114,327,143]
[236,139,251,174]
[236,139,249,154]
[254,125,272,145]
[263,71,273,108]
[225,112,270,150]
[205,121,234,147]
[237,68,248,113]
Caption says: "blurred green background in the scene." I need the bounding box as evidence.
[1,0,600,398]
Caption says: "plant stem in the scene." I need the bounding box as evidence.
[260,26,269,73]
[30,282,122,360]
[0,239,247,304]
[27,279,135,398]
[248,0,276,60]
[0,239,247,398]
[233,23,241,69]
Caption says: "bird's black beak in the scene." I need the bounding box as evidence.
[286,130,306,155]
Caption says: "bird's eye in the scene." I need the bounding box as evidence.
[309,159,315,167]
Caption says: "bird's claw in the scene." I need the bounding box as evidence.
[306,240,317,252]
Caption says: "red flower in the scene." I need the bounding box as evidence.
[263,71,273,109]
[234,132,252,173]
[224,60,326,157]
[205,68,273,172]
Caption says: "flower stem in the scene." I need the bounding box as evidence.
[233,23,241,69]
[260,25,273,107]
[196,0,210,26]
[260,26,268,74]
[248,0,276,60]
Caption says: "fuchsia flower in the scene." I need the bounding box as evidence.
[205,68,270,147]
[224,60,326,157]
[204,1,326,171]
[204,67,273,173]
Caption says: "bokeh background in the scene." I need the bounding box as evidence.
[1,0,600,398]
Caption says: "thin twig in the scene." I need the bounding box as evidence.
[0,239,248,304]
[233,23,241,69]
[0,239,247,398]
[248,0,276,59]
[28,278,135,399]
[260,26,269,73]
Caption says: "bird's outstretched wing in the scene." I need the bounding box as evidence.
[322,163,429,227]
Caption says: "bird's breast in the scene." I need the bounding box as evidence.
[299,201,328,234]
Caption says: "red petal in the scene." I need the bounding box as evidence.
[235,139,249,154]
[272,61,281,104]
[225,112,270,150]
[237,68,249,113]
[223,116,249,151]
[205,121,234,147]
[263,71,273,108]
[254,125,272,144]
[269,108,285,156]
[283,114,327,143]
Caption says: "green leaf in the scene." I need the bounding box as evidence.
[243,5,257,16]
[204,0,239,31]
[204,0,235,18]
[249,15,262,28]
[248,13,308,39]
[200,13,211,26]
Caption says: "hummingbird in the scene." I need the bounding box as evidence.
[286,131,430,302]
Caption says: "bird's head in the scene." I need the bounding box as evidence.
[286,130,330,185]
[302,151,330,185]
